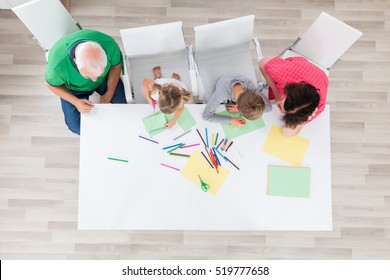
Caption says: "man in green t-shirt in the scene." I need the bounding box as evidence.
[45,29,127,135]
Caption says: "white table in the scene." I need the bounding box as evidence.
[78,104,332,230]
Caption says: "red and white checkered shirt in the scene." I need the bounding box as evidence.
[265,56,328,123]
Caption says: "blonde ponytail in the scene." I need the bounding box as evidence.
[158,84,192,114]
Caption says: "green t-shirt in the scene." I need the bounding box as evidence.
[45,29,122,92]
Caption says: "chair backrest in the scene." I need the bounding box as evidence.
[194,15,255,53]
[120,22,194,104]
[12,0,81,51]
[120,21,186,58]
[290,12,363,69]
[193,15,258,101]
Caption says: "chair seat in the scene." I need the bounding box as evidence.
[129,50,192,104]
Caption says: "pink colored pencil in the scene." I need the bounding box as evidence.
[160,163,180,172]
[180,143,200,149]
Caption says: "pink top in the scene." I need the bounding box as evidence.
[265,56,328,122]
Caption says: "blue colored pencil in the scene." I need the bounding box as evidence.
[212,147,221,166]
[201,151,214,169]
[166,143,185,153]
[215,148,228,162]
[205,128,209,148]
[162,143,183,150]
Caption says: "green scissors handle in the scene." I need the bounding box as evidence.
[198,174,210,192]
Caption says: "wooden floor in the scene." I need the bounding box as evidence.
[0,0,389,260]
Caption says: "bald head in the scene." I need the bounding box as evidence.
[74,41,107,81]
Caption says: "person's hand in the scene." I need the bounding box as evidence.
[99,94,112,104]
[230,118,246,127]
[226,103,239,113]
[275,98,285,113]
[75,99,94,113]
[165,120,176,128]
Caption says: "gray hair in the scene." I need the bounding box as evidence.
[75,41,107,77]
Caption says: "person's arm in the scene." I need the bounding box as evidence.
[202,83,245,126]
[258,57,284,112]
[282,123,304,137]
[46,83,94,113]
[165,102,184,128]
[99,64,122,104]
[142,77,155,105]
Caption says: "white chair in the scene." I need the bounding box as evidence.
[193,15,263,102]
[120,21,198,104]
[12,0,81,55]
[280,12,363,76]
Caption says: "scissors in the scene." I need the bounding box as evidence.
[198,174,210,192]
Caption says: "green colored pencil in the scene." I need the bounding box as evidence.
[107,157,128,163]
[166,143,185,153]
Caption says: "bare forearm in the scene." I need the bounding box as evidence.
[142,77,154,103]
[105,64,122,99]
[46,84,79,105]
[259,66,282,101]
[171,106,184,123]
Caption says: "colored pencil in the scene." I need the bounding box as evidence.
[209,148,219,173]
[205,128,209,148]
[216,138,224,149]
[215,133,219,146]
[212,147,221,166]
[204,146,213,164]
[107,157,128,163]
[215,148,228,162]
[138,135,158,144]
[160,163,180,171]
[225,155,240,170]
[201,151,214,169]
[212,133,214,147]
[225,141,234,152]
[180,143,200,149]
[222,139,229,151]
[173,129,192,141]
[166,143,185,153]
[169,152,190,157]
[196,128,207,147]
[162,143,183,150]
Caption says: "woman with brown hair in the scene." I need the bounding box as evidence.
[259,56,328,136]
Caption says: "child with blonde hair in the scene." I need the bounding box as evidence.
[143,66,192,128]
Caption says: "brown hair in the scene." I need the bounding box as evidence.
[155,84,192,114]
[282,82,320,129]
[237,90,265,120]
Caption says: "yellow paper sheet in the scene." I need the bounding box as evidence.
[181,150,230,195]
[262,125,310,166]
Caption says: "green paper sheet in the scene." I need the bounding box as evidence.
[143,111,167,137]
[143,107,197,137]
[267,165,311,198]
[166,106,197,132]
[217,110,265,139]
